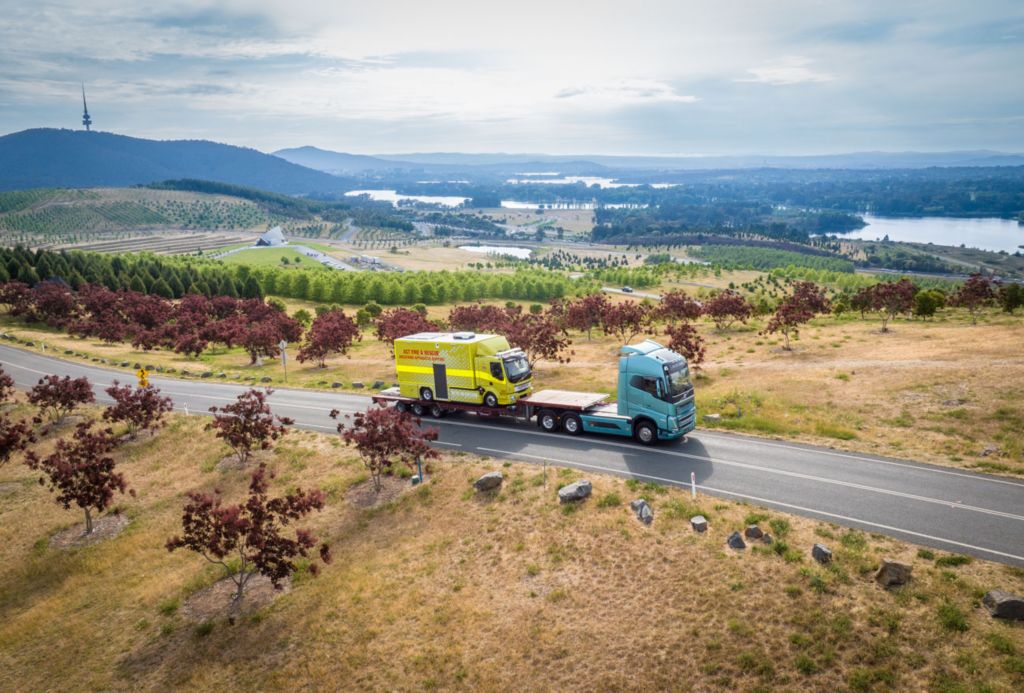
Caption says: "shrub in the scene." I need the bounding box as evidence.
[937,602,969,632]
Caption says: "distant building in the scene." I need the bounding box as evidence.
[257,226,286,247]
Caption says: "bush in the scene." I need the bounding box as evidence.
[597,492,622,508]
[935,555,973,568]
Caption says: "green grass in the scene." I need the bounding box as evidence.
[219,248,319,268]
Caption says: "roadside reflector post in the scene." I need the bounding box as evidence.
[279,339,288,383]
[691,471,697,499]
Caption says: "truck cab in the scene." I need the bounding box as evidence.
[616,340,697,443]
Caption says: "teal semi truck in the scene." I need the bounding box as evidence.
[373,337,696,445]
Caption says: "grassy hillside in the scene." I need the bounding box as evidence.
[0,129,346,194]
[0,404,1021,690]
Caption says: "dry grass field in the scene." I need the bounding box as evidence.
[0,404,1021,691]
[476,207,597,235]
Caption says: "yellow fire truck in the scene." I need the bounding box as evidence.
[393,331,533,407]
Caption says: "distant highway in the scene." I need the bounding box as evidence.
[3,344,1024,567]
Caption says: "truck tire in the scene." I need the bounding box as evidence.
[634,420,657,445]
[420,387,434,401]
[483,391,499,408]
[561,412,583,436]
[411,403,426,417]
[395,401,408,413]
[429,403,445,418]
[538,409,560,432]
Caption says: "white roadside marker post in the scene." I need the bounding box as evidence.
[691,471,697,499]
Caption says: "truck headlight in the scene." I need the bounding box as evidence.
[667,417,678,431]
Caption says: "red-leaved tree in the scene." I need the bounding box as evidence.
[447,304,510,333]
[207,389,294,465]
[0,366,15,404]
[703,290,753,331]
[335,404,439,493]
[297,309,361,368]
[24,422,131,534]
[28,374,95,423]
[951,273,997,324]
[564,293,610,340]
[374,308,435,354]
[166,463,330,619]
[665,323,706,368]
[602,301,653,345]
[103,381,174,440]
[855,278,917,332]
[761,281,831,350]
[656,290,703,324]
[0,414,34,468]
[502,309,573,368]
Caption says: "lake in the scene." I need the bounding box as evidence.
[343,189,468,207]
[833,215,1024,253]
[459,245,532,259]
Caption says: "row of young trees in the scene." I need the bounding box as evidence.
[2,368,437,617]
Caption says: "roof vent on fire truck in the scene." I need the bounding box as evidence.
[453,332,476,340]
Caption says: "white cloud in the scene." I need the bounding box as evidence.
[738,57,834,86]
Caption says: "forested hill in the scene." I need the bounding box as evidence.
[0,129,346,195]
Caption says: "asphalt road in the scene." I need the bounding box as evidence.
[4,343,1024,567]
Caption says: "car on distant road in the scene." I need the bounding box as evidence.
[621,286,634,293]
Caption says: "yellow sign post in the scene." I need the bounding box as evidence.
[136,368,149,388]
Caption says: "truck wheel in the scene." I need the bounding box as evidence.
[561,412,583,436]
[420,387,434,401]
[483,391,499,408]
[634,420,657,445]
[395,402,408,413]
[538,410,560,432]
[411,403,426,417]
[429,403,445,418]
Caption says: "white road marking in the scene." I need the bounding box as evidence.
[475,447,1024,564]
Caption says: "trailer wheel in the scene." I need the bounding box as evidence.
[634,420,657,445]
[538,409,560,432]
[411,403,426,417]
[395,401,408,413]
[420,387,434,401]
[429,403,445,418]
[483,391,499,408]
[562,412,583,436]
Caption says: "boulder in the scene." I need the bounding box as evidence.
[331,382,343,389]
[352,381,365,389]
[119,361,129,367]
[744,525,763,539]
[630,499,654,525]
[156,366,164,373]
[874,559,913,588]
[180,370,190,377]
[133,363,142,370]
[558,480,592,503]
[201,371,213,378]
[145,365,154,371]
[812,543,832,564]
[726,531,746,550]
[64,349,73,355]
[690,515,708,533]
[761,533,773,546]
[703,413,722,423]
[216,372,227,378]
[260,376,273,383]
[474,471,504,492]
[982,590,1024,620]
[372,380,386,389]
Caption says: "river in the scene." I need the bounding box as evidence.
[834,215,1024,253]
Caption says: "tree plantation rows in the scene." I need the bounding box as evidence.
[0,369,437,617]
[0,246,606,304]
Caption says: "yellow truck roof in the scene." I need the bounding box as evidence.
[398,331,499,345]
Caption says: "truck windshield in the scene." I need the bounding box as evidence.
[503,356,531,383]
[665,364,693,401]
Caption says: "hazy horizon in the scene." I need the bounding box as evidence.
[1,1,1022,156]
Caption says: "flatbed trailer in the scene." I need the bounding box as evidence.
[371,387,692,445]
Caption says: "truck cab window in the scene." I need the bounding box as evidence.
[489,362,504,381]
[629,375,660,398]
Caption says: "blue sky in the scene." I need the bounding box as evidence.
[0,0,1021,155]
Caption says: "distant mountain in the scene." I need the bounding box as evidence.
[272,146,408,173]
[373,150,1024,170]
[0,129,346,194]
